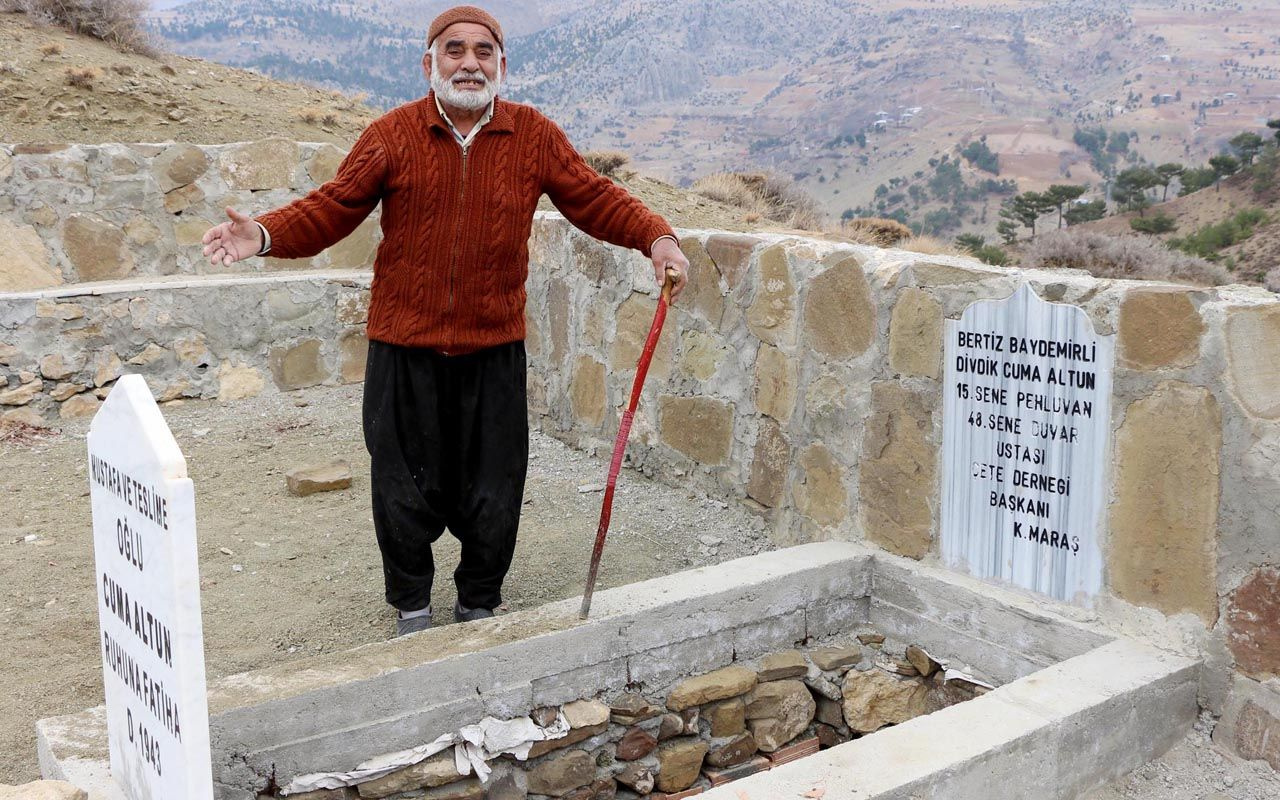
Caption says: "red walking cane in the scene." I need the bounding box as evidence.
[579,267,678,619]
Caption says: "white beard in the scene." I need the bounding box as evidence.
[432,64,500,111]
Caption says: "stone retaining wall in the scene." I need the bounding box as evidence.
[0,141,380,290]
[3,161,1278,768]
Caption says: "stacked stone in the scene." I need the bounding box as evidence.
[0,279,371,425]
[0,141,381,290]
[262,634,988,800]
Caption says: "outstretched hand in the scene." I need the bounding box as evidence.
[651,237,689,301]
[201,207,263,267]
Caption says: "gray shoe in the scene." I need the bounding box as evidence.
[396,607,432,636]
[454,600,494,622]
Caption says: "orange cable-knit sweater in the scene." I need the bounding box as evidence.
[256,94,676,354]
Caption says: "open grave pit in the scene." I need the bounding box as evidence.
[38,543,1198,800]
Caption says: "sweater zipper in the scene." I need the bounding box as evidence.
[446,143,470,318]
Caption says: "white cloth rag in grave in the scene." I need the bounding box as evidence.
[282,712,571,794]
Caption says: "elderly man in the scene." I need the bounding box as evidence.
[201,5,689,635]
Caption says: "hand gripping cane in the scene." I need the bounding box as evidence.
[579,267,679,619]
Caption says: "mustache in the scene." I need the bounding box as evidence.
[451,70,490,84]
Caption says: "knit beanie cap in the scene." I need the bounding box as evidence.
[427,5,504,50]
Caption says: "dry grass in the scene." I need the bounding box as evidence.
[897,234,967,257]
[0,421,55,446]
[584,150,630,178]
[692,172,825,231]
[1024,229,1230,286]
[841,216,914,247]
[64,64,99,88]
[11,0,154,54]
[38,41,62,57]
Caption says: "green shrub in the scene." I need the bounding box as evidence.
[1129,212,1177,234]
[1168,209,1269,260]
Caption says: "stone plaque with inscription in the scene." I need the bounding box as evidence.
[89,374,213,799]
[940,284,1114,603]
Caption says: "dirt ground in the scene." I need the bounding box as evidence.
[0,382,773,784]
[5,384,1279,797]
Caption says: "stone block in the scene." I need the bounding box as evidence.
[306,143,347,184]
[803,254,874,359]
[888,287,942,379]
[339,330,368,384]
[841,669,930,733]
[354,751,464,798]
[91,350,122,387]
[220,138,298,191]
[753,344,795,422]
[666,666,757,711]
[154,143,208,191]
[286,459,353,496]
[809,647,861,672]
[269,339,327,390]
[1235,699,1280,770]
[549,279,570,365]
[1110,381,1220,623]
[64,213,132,282]
[1117,290,1205,370]
[218,363,266,402]
[525,721,608,759]
[704,233,760,289]
[703,755,771,787]
[34,300,82,320]
[570,356,606,427]
[747,417,790,508]
[616,726,658,760]
[1225,305,1280,419]
[610,292,674,380]
[679,330,725,382]
[705,731,757,768]
[859,382,936,560]
[163,182,205,215]
[561,778,617,800]
[613,762,654,795]
[705,697,745,737]
[758,651,807,681]
[124,216,161,246]
[2,407,47,428]
[49,382,84,402]
[527,750,595,796]
[746,245,795,346]
[655,738,709,793]
[336,291,371,325]
[59,393,100,419]
[659,396,733,465]
[678,238,725,327]
[0,380,43,406]
[0,218,60,291]
[794,443,848,527]
[744,680,815,752]
[175,217,214,248]
[571,235,612,283]
[563,698,610,729]
[1226,567,1280,680]
[126,343,168,367]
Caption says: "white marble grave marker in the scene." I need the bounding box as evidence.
[89,374,213,799]
[940,284,1115,603]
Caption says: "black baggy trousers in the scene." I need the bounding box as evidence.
[362,339,528,613]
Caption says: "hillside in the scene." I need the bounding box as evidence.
[145,0,1280,240]
[146,0,590,108]
[0,11,375,144]
[1074,168,1280,284]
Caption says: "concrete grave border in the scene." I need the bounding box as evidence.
[38,543,1198,800]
